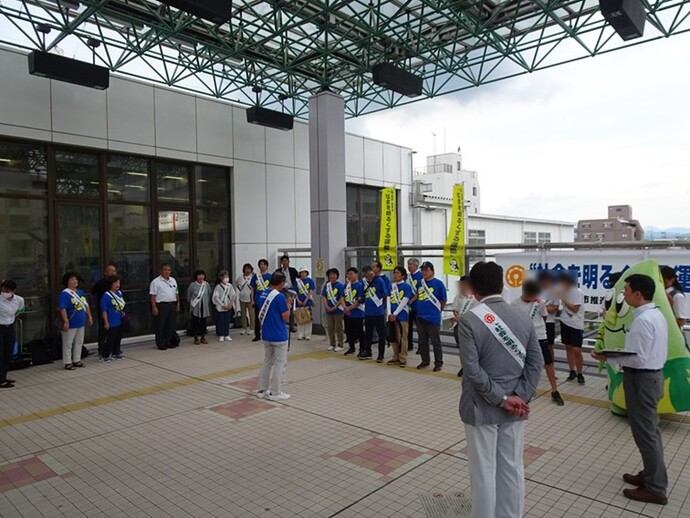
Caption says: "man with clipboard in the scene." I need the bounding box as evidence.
[591,274,669,505]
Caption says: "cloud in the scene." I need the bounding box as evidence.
[347,35,690,229]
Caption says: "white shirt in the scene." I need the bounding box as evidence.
[281,268,293,290]
[609,303,668,370]
[0,294,25,325]
[235,275,253,303]
[511,297,548,340]
[149,275,178,303]
[501,285,511,303]
[541,288,559,324]
[666,287,689,319]
[559,286,585,330]
[452,294,477,328]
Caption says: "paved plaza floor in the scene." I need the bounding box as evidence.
[1,331,689,518]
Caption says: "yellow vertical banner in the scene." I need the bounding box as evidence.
[378,187,397,271]
[443,184,465,276]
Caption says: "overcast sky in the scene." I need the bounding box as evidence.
[346,34,690,230]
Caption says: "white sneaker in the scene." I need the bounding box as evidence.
[256,390,268,399]
[242,329,247,335]
[219,336,225,342]
[334,346,344,352]
[268,391,291,401]
[226,336,232,342]
[327,346,335,351]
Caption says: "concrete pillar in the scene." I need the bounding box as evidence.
[309,91,346,326]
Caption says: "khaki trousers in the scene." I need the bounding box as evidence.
[391,320,409,363]
[326,313,344,347]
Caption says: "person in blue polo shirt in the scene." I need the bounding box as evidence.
[343,267,365,356]
[99,275,126,363]
[361,265,389,362]
[321,268,345,352]
[407,258,423,352]
[250,259,272,342]
[256,272,292,401]
[387,266,414,367]
[416,261,447,372]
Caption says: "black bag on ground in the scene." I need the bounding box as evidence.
[27,337,54,365]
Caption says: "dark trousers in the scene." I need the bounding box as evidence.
[418,318,442,365]
[97,312,107,354]
[545,322,556,345]
[155,302,177,349]
[191,315,207,338]
[105,326,123,357]
[216,310,231,337]
[364,315,386,359]
[0,324,15,383]
[254,304,262,339]
[344,316,364,352]
[623,369,668,496]
[407,308,417,351]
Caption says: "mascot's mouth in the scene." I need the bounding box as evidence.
[605,324,628,334]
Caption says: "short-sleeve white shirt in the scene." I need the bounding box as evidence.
[559,286,585,330]
[149,275,178,303]
[0,294,25,325]
[511,297,548,340]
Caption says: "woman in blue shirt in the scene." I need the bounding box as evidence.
[296,269,315,340]
[100,276,126,362]
[387,266,414,367]
[58,272,93,370]
[321,268,345,351]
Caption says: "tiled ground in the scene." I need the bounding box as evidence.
[1,331,688,517]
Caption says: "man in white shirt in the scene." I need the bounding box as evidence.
[0,279,25,389]
[149,264,180,350]
[592,274,669,506]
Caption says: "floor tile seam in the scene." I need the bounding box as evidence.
[525,478,658,518]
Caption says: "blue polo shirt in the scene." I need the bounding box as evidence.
[296,277,315,307]
[261,291,289,342]
[416,277,447,326]
[251,273,272,307]
[390,282,414,322]
[321,281,344,316]
[364,276,388,317]
[409,270,423,310]
[58,289,88,328]
[344,281,365,319]
[100,290,125,328]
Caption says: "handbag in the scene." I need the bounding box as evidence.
[294,307,312,325]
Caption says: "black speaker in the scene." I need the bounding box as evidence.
[372,62,423,98]
[599,0,646,41]
[246,107,294,131]
[160,0,231,24]
[28,51,110,90]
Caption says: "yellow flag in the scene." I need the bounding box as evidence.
[443,184,465,276]
[378,187,397,271]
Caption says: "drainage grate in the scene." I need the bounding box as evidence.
[418,492,472,518]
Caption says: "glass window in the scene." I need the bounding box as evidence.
[0,140,48,195]
[157,162,189,203]
[523,231,537,244]
[538,232,551,243]
[55,150,100,197]
[196,209,229,279]
[118,287,153,335]
[195,165,229,207]
[107,204,151,284]
[347,218,360,247]
[0,198,49,292]
[361,217,379,247]
[107,155,150,202]
[346,185,359,215]
[57,204,101,283]
[361,188,378,217]
[159,210,190,278]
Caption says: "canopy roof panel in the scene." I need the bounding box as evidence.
[1,0,689,118]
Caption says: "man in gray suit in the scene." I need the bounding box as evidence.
[457,262,544,518]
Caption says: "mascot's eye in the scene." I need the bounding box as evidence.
[604,291,614,311]
[615,292,630,318]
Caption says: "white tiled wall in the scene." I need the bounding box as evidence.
[0,47,413,276]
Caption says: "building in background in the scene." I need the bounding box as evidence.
[575,205,644,242]
[414,151,481,214]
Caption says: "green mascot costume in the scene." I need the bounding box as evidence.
[595,259,690,416]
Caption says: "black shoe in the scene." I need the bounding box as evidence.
[623,471,645,488]
[433,363,443,372]
[415,350,421,355]
[566,370,577,381]
[551,391,564,406]
[157,346,168,350]
[0,381,15,388]
[344,349,356,356]
[252,337,260,342]
[457,369,463,377]
[577,373,585,385]
[417,362,430,370]
[376,357,384,363]
[5,378,15,383]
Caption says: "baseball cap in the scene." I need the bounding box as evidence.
[420,261,434,271]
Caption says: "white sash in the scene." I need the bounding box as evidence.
[460,297,474,315]
[106,291,126,311]
[471,303,527,368]
[325,282,338,307]
[420,279,441,311]
[528,301,540,320]
[364,279,383,308]
[259,290,281,326]
[219,284,232,306]
[62,289,87,312]
[255,273,268,292]
[190,282,207,308]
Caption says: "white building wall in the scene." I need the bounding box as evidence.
[0,46,413,275]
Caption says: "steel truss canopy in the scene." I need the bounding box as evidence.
[1,0,690,118]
